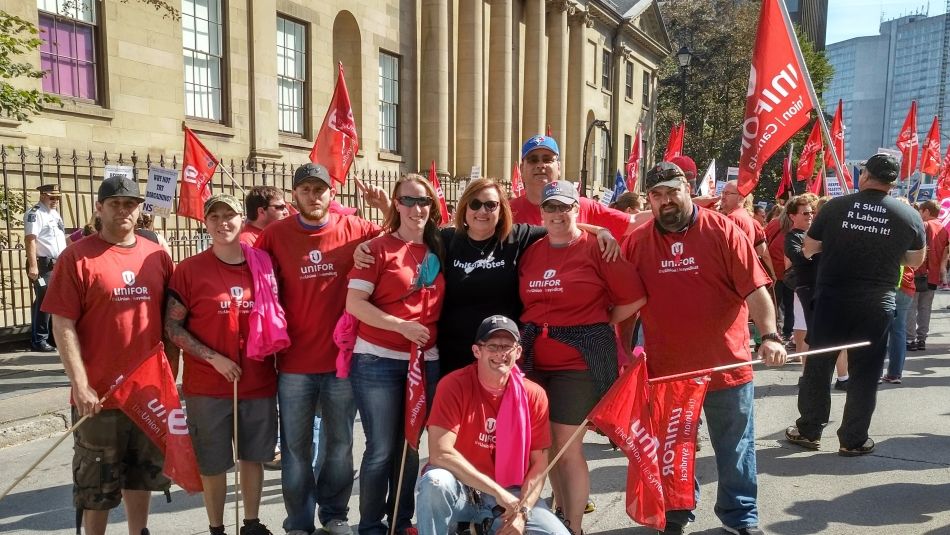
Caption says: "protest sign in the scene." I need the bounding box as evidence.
[143,166,177,217]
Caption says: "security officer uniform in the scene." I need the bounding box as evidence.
[25,184,66,351]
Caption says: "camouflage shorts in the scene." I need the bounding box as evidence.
[71,408,170,510]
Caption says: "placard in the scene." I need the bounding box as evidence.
[143,166,177,217]
[104,165,133,181]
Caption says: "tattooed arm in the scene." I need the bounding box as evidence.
[164,295,242,382]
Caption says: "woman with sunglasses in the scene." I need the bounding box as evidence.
[783,194,819,355]
[518,181,640,535]
[345,174,445,535]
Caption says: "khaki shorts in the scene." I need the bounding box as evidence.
[71,408,170,510]
[184,395,278,476]
[527,369,599,425]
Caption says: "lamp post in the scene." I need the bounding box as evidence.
[580,119,610,198]
[677,45,693,122]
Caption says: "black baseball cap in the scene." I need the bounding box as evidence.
[475,315,520,343]
[98,176,144,203]
[644,162,688,191]
[293,163,332,188]
[864,153,900,182]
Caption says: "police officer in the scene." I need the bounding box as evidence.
[25,183,66,352]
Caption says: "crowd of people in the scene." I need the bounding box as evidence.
[31,133,942,535]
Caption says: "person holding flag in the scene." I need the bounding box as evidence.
[164,194,280,535]
[42,175,178,535]
[345,174,446,535]
[415,315,569,535]
[619,162,787,535]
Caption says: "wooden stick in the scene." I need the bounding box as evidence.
[520,419,591,505]
[220,165,247,196]
[388,440,410,535]
[233,380,241,531]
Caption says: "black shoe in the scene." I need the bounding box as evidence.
[906,340,919,351]
[240,521,273,535]
[723,528,765,535]
[31,342,56,352]
[917,339,926,351]
[657,523,685,535]
[834,379,848,391]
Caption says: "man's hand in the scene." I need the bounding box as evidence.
[496,513,527,535]
[362,184,390,212]
[72,383,101,417]
[27,265,39,281]
[353,242,375,269]
[209,354,242,382]
[596,229,620,262]
[758,338,787,367]
[693,195,720,208]
[493,489,522,523]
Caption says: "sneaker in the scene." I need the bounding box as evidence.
[240,521,273,535]
[325,520,352,535]
[785,426,820,450]
[839,438,875,457]
[656,523,685,534]
[723,527,765,535]
[263,451,281,470]
[906,340,919,351]
[917,339,926,351]
[833,379,848,391]
[881,375,902,384]
[31,342,56,352]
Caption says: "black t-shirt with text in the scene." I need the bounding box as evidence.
[807,189,925,298]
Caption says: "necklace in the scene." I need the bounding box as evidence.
[393,231,424,289]
[463,235,496,275]
[466,234,496,257]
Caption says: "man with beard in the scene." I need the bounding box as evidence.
[255,163,383,535]
[620,162,786,535]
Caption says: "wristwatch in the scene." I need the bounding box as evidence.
[518,506,530,521]
[761,332,783,344]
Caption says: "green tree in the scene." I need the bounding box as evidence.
[0,11,60,122]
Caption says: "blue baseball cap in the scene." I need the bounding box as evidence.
[521,135,560,160]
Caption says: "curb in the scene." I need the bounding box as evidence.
[0,410,70,449]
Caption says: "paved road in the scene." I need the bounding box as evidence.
[0,296,948,534]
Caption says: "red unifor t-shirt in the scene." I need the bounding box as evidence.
[347,234,445,353]
[169,249,276,398]
[239,224,263,248]
[624,207,772,390]
[427,364,551,477]
[509,196,630,241]
[41,234,174,410]
[518,232,638,370]
[727,208,766,247]
[256,213,380,374]
[925,219,949,285]
[764,218,786,280]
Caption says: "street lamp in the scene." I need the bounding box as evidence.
[677,45,692,122]
[580,119,610,198]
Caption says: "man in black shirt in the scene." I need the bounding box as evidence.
[785,154,925,456]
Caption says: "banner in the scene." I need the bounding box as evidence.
[823,100,851,188]
[143,166,177,218]
[610,169,627,203]
[776,155,792,199]
[698,159,716,196]
[649,376,710,511]
[824,174,844,197]
[311,62,360,185]
[737,0,815,196]
[663,122,684,162]
[111,343,203,493]
[428,161,450,224]
[920,115,942,176]
[896,101,919,181]
[796,121,822,182]
[937,143,950,200]
[627,124,643,191]
[405,289,429,450]
[511,163,524,198]
[104,165,134,182]
[179,127,218,222]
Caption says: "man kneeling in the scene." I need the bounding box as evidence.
[416,315,569,535]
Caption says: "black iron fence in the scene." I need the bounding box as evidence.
[0,145,481,334]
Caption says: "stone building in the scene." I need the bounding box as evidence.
[1,0,671,190]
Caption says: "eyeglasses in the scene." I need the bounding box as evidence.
[397,196,433,208]
[269,204,288,211]
[800,211,814,216]
[478,343,517,354]
[541,202,574,213]
[468,199,500,213]
[525,154,558,165]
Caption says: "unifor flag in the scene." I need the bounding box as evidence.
[611,169,627,203]
[896,100,919,181]
[627,124,643,191]
[823,99,851,187]
[698,159,716,196]
[937,143,950,200]
[428,161,450,224]
[737,0,815,196]
[588,358,665,530]
[776,155,792,199]
[511,163,525,198]
[809,159,825,195]
[111,343,203,493]
[663,122,684,162]
[649,375,710,511]
[311,62,359,185]
[920,115,942,176]
[796,121,822,182]
[405,289,430,450]
[179,127,218,222]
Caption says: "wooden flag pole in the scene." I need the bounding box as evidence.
[233,380,241,531]
[388,440,411,535]
[219,165,247,196]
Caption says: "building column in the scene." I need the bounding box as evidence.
[247,0,282,161]
[521,0,546,140]
[565,7,591,180]
[421,0,450,172]
[546,0,570,151]
[487,0,513,179]
[457,1,484,178]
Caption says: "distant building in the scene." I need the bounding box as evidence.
[787,0,828,50]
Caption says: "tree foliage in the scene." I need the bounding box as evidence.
[655,0,834,201]
[0,11,60,122]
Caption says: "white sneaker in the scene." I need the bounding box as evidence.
[325,520,352,535]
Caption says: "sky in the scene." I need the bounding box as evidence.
[826,0,948,44]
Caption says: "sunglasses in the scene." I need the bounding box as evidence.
[397,196,433,208]
[541,202,574,213]
[468,199,500,213]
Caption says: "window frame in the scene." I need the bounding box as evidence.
[625,61,634,100]
[642,69,652,106]
[378,49,401,155]
[601,49,612,90]
[36,0,104,103]
[276,14,309,137]
[182,0,230,124]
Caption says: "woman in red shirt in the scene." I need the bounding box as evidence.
[346,174,446,535]
[517,181,640,534]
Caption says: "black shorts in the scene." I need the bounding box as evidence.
[527,369,599,425]
[184,395,278,475]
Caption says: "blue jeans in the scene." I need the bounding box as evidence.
[886,290,913,377]
[415,468,570,535]
[350,353,439,535]
[667,381,758,530]
[278,372,356,533]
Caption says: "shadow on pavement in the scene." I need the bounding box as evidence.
[755,434,948,477]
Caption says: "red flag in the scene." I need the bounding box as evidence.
[545,124,552,137]
[511,163,525,198]
[649,376,710,511]
[796,121,822,182]
[809,160,825,195]
[896,101,919,181]
[627,124,643,191]
[823,100,851,185]
[589,359,666,530]
[405,289,430,450]
[428,161,450,224]
[937,143,950,200]
[311,63,359,185]
[111,343,203,493]
[738,0,815,196]
[920,115,942,176]
[663,122,684,162]
[179,127,218,222]
[776,155,792,199]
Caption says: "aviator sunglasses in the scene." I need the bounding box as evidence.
[397,196,433,208]
[468,199,500,212]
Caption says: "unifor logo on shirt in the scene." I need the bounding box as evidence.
[113,269,150,300]
[300,248,335,278]
[660,241,698,273]
[528,268,562,291]
[219,286,254,311]
[230,286,244,300]
[477,417,497,449]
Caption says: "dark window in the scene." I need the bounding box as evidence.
[642,70,652,105]
[601,49,612,89]
[625,62,634,99]
[624,134,632,163]
[379,51,400,153]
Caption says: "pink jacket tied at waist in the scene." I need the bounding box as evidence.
[333,311,358,378]
[242,243,291,360]
[495,365,531,488]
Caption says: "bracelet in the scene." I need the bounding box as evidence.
[761,332,783,344]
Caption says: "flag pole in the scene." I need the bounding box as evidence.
[388,440,410,535]
[775,0,850,194]
[219,164,247,196]
[233,380,241,532]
